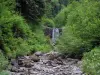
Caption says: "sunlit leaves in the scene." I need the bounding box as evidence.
[83,47,100,75]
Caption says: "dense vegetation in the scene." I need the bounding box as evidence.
[83,47,100,75]
[0,0,100,75]
[57,0,100,56]
[16,0,45,21]
[0,0,52,73]
[55,0,100,74]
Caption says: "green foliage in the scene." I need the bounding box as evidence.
[57,30,92,58]
[57,1,100,57]
[54,8,67,27]
[0,71,9,75]
[41,17,55,27]
[51,0,59,3]
[0,0,51,58]
[0,0,52,72]
[32,27,52,52]
[44,0,68,18]
[17,0,45,21]
[80,0,100,3]
[0,7,35,58]
[67,0,80,4]
[0,0,15,10]
[44,0,54,18]
[0,52,8,71]
[82,47,100,75]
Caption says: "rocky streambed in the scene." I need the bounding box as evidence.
[9,51,84,75]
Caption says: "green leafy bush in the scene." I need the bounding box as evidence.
[0,71,9,75]
[0,0,52,72]
[0,0,52,59]
[41,17,55,27]
[54,1,80,27]
[0,52,8,71]
[54,8,67,27]
[57,1,100,57]
[0,8,35,58]
[0,0,15,10]
[82,47,100,75]
[32,28,52,52]
[57,30,92,58]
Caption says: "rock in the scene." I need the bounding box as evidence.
[66,58,78,65]
[42,67,55,73]
[33,64,41,71]
[71,66,83,75]
[10,72,16,75]
[24,61,33,68]
[30,54,40,62]
[41,60,48,64]
[24,56,30,59]
[45,51,60,60]
[10,66,18,72]
[20,59,32,68]
[18,67,26,72]
[15,73,25,75]
[77,61,82,69]
[11,59,19,68]
[34,51,43,56]
[55,57,64,65]
[29,69,38,74]
[18,56,33,68]
[9,51,84,75]
[45,60,53,66]
[18,59,24,66]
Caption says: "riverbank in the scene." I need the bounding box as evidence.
[8,51,84,75]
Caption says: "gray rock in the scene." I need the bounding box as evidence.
[71,66,83,75]
[10,66,18,72]
[44,51,60,60]
[30,54,40,62]
[18,67,26,72]
[11,59,19,68]
[35,51,43,56]
[9,51,84,75]
[29,69,38,74]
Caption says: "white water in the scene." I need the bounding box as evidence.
[52,28,60,45]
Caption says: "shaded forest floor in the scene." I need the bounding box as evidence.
[8,51,84,75]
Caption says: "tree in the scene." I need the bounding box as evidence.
[56,0,100,58]
[16,0,45,21]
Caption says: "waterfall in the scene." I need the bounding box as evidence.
[52,28,60,45]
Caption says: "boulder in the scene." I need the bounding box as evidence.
[30,54,40,62]
[45,51,60,60]
[34,51,43,56]
[10,66,18,72]
[23,59,33,68]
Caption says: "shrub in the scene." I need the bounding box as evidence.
[0,71,9,75]
[0,1,38,58]
[82,47,100,75]
[54,1,80,27]
[41,17,55,27]
[0,52,8,71]
[0,9,35,58]
[56,1,100,57]
[0,0,52,58]
[0,0,52,73]
[54,8,67,27]
[0,0,15,10]
[56,31,92,58]
[32,28,52,52]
